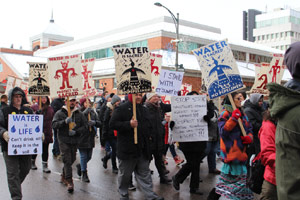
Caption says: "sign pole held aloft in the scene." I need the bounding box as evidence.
[86,97,92,132]
[228,93,246,136]
[132,94,138,144]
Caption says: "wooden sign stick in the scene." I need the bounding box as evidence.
[66,96,74,130]
[228,93,246,136]
[39,97,42,110]
[132,94,138,144]
[86,97,92,131]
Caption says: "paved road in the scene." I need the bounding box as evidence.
[0,139,225,200]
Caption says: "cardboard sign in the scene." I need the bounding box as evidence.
[150,53,162,92]
[48,55,83,98]
[28,62,50,96]
[250,63,270,94]
[5,76,27,95]
[180,83,192,96]
[113,47,152,95]
[193,39,244,99]
[171,95,208,142]
[155,69,184,96]
[268,54,285,84]
[8,114,43,155]
[81,58,97,97]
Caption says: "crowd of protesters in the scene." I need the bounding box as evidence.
[1,42,300,200]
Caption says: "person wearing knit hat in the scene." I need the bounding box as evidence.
[146,93,159,101]
[267,41,300,200]
[111,95,121,105]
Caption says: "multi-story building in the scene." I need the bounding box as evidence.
[243,9,262,42]
[253,7,300,51]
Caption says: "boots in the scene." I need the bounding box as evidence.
[82,171,90,183]
[174,155,184,165]
[101,156,108,169]
[207,188,221,200]
[76,164,81,176]
[60,172,68,186]
[31,159,37,170]
[67,178,74,193]
[42,161,51,173]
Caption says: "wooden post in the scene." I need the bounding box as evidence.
[228,93,246,136]
[86,97,92,131]
[39,97,42,110]
[132,94,138,144]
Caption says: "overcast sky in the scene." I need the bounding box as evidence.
[1,0,300,50]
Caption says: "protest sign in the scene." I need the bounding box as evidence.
[155,69,184,96]
[171,95,208,142]
[181,83,192,96]
[268,54,285,84]
[81,58,97,97]
[8,114,43,155]
[48,54,83,98]
[150,53,162,92]
[28,62,50,96]
[193,39,244,99]
[5,76,27,95]
[112,47,152,95]
[250,63,270,94]
[161,95,171,104]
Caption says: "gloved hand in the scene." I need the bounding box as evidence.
[65,117,72,124]
[232,109,242,120]
[3,131,9,142]
[83,108,91,115]
[42,133,45,142]
[169,121,175,130]
[203,115,209,122]
[68,130,76,136]
[88,120,96,126]
[241,136,252,144]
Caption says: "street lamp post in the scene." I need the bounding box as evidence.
[154,2,180,71]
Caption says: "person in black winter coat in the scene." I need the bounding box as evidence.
[51,98,65,157]
[243,93,264,155]
[172,91,213,195]
[76,98,101,182]
[110,93,164,200]
[145,93,171,184]
[52,97,87,193]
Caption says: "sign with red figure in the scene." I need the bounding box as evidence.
[81,58,97,97]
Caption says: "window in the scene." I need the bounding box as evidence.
[0,62,2,72]
[281,32,284,38]
[113,78,117,88]
[266,34,269,40]
[258,36,261,40]
[276,33,279,38]
[291,32,294,37]
[94,80,99,88]
[262,35,265,40]
[271,34,274,39]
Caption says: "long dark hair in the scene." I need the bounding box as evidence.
[41,96,50,115]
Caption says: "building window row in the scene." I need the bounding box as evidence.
[256,15,300,28]
[255,31,296,41]
[273,45,290,51]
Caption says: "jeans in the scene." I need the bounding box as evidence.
[205,141,218,171]
[52,129,60,156]
[79,148,93,171]
[164,143,177,158]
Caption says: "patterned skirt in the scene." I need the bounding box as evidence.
[216,173,254,200]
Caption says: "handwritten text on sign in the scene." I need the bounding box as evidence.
[171,95,208,142]
[8,114,43,155]
[156,69,184,96]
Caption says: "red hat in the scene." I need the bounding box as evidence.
[80,98,87,106]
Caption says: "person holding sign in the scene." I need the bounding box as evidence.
[207,92,253,200]
[110,93,164,200]
[76,98,101,182]
[0,87,33,200]
[52,96,87,193]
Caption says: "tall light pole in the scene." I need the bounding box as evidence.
[154,2,179,71]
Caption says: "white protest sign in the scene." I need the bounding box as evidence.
[150,53,162,92]
[181,83,192,96]
[8,114,43,155]
[28,62,50,96]
[5,76,15,95]
[193,39,244,99]
[250,63,270,94]
[171,95,208,142]
[155,69,184,96]
[81,58,97,97]
[268,54,285,84]
[113,47,152,95]
[48,55,83,98]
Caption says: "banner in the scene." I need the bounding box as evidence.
[113,47,152,95]
[150,53,162,92]
[8,114,43,155]
[48,55,83,98]
[250,63,270,94]
[171,95,208,142]
[28,62,50,96]
[180,83,192,96]
[81,58,97,97]
[193,39,244,99]
[268,54,285,84]
[155,69,184,96]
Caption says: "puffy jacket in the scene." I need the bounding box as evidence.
[258,120,276,185]
[52,106,87,145]
[103,102,116,140]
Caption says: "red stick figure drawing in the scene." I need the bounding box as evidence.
[269,59,281,83]
[82,65,92,90]
[151,58,160,76]
[54,61,78,89]
[181,86,189,96]
[257,74,268,89]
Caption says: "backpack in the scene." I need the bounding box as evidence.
[247,152,265,194]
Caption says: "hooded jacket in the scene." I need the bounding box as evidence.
[0,87,33,152]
